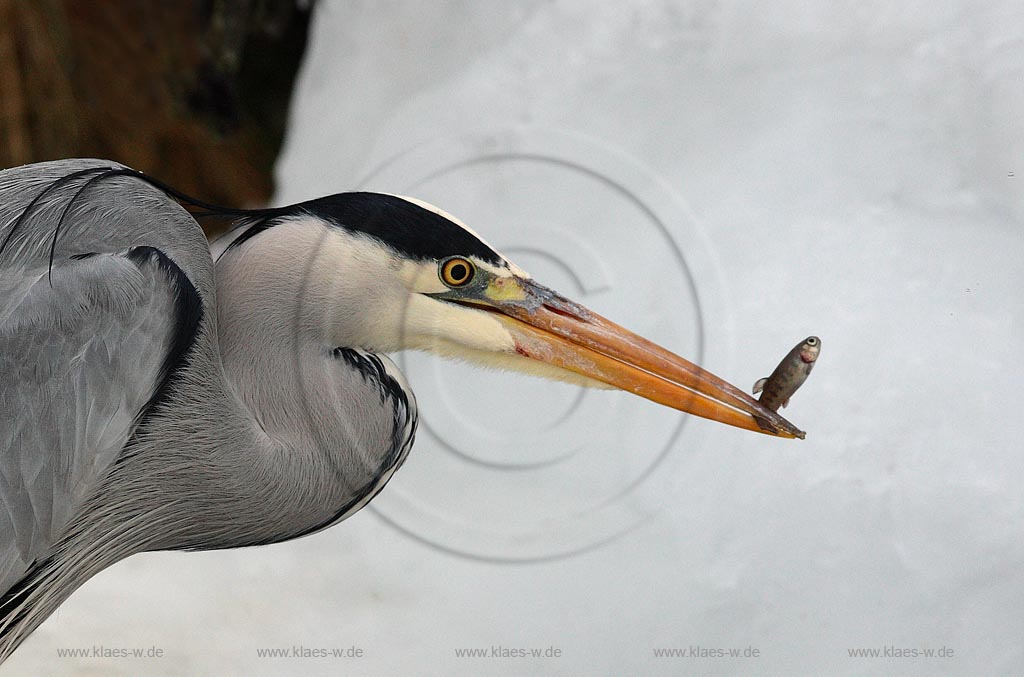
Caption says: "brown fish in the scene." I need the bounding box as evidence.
[752,336,820,437]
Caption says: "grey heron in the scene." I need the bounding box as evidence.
[0,159,802,659]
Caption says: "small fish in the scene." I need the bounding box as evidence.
[752,336,820,437]
[753,335,820,410]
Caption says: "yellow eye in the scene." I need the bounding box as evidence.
[440,257,475,287]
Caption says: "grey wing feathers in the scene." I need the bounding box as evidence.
[0,253,184,593]
[0,159,212,598]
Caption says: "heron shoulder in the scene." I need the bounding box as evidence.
[0,244,204,597]
[0,161,211,619]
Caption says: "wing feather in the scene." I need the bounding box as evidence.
[0,160,212,601]
[0,252,184,590]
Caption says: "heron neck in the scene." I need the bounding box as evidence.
[73,235,409,554]
[193,233,409,548]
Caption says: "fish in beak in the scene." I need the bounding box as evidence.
[458,273,806,439]
[752,335,820,425]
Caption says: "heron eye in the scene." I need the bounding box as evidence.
[440,257,475,287]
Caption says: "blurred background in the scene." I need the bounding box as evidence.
[4,1,1023,675]
[0,0,310,210]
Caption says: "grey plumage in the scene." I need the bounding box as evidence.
[0,160,416,657]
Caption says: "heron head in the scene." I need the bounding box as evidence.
[215,192,803,438]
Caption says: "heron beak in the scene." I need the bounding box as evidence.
[479,276,805,439]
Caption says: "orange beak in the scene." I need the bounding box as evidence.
[479,277,805,439]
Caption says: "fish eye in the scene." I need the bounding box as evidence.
[440,257,475,287]
[806,337,817,345]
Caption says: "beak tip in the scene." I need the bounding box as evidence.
[754,414,806,439]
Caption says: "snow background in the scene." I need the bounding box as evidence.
[11,1,1022,675]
